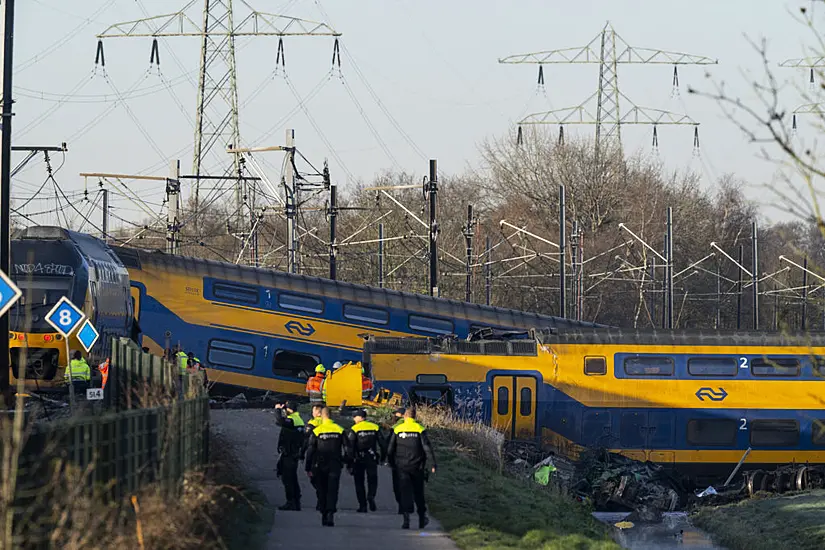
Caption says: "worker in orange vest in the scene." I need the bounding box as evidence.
[306,364,326,404]
[361,365,374,401]
[98,358,110,389]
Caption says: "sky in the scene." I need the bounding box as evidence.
[9,0,824,234]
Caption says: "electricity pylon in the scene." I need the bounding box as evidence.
[778,57,825,130]
[97,0,340,243]
[499,21,717,159]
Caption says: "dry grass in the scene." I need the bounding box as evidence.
[415,406,506,473]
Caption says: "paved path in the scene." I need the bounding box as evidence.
[211,409,458,550]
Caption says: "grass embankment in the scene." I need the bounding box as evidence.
[693,490,825,550]
[413,408,620,550]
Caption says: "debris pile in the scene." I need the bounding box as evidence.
[570,450,687,522]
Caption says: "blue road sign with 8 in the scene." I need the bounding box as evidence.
[45,296,85,337]
[0,269,22,319]
[76,319,100,353]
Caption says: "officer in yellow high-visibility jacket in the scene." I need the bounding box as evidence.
[387,408,437,530]
[65,350,91,393]
[346,409,385,513]
[176,350,188,375]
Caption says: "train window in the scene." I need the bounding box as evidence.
[279,293,324,314]
[751,357,800,377]
[687,357,737,377]
[213,282,259,305]
[343,304,389,325]
[812,420,825,446]
[813,357,825,378]
[687,419,738,446]
[207,339,255,370]
[750,419,799,446]
[623,356,674,376]
[272,350,319,380]
[519,387,532,416]
[584,356,607,376]
[416,374,448,385]
[409,314,454,335]
[496,386,509,416]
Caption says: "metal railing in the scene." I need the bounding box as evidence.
[104,337,206,410]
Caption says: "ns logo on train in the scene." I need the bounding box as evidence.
[284,320,316,337]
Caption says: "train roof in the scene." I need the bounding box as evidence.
[364,328,825,356]
[114,246,605,331]
[13,226,126,268]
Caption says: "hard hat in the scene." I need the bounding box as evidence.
[332,361,343,370]
[315,364,326,373]
[361,365,365,374]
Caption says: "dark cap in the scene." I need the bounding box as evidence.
[393,408,405,416]
[284,401,298,411]
[353,409,367,419]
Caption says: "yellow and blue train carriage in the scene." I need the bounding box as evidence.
[113,248,602,396]
[363,330,825,483]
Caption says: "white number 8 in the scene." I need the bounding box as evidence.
[58,309,72,326]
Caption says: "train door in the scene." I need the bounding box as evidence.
[491,375,537,440]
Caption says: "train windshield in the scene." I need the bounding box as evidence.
[10,277,74,332]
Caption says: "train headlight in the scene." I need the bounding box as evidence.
[43,335,53,342]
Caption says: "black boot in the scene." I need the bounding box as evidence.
[402,513,410,529]
[321,512,328,526]
[326,513,335,527]
[278,501,298,511]
[368,498,377,512]
[419,514,429,529]
[294,500,301,511]
[357,504,367,513]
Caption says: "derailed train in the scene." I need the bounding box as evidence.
[363,329,825,484]
[7,225,601,391]
[9,226,134,387]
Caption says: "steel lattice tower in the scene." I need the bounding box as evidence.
[500,21,718,158]
[779,56,825,127]
[97,0,340,233]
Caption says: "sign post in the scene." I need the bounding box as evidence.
[76,319,102,401]
[0,268,21,407]
[45,297,86,410]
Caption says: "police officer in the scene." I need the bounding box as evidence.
[388,408,405,514]
[304,404,324,511]
[346,409,384,513]
[387,408,436,530]
[274,401,305,511]
[305,407,347,527]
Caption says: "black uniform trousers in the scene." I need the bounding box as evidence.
[398,468,426,516]
[315,464,342,514]
[391,466,402,507]
[353,457,378,506]
[280,455,302,504]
